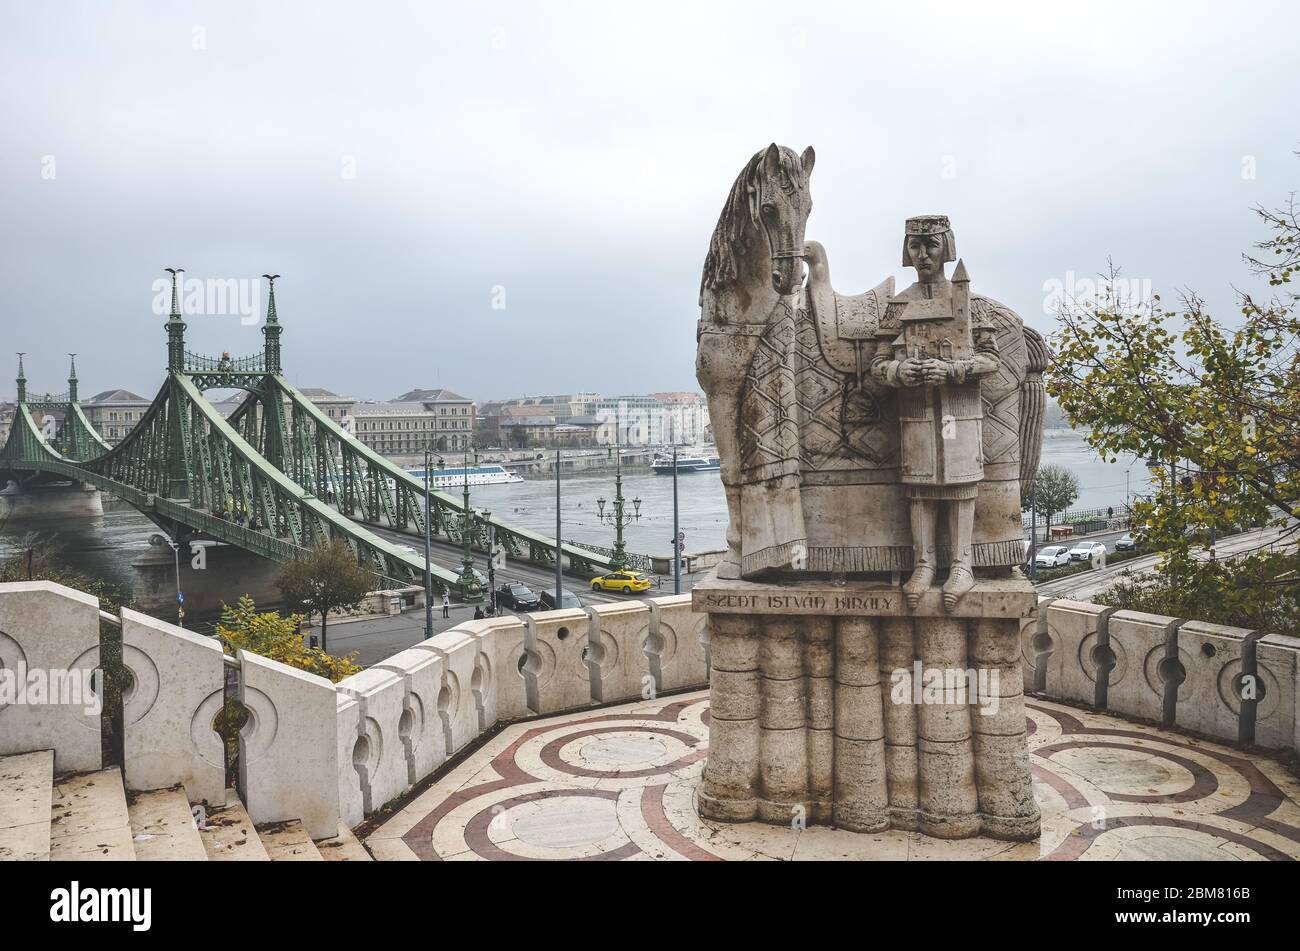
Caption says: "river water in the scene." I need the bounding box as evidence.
[0,430,1149,600]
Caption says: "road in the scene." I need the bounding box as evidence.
[1034,522,1296,601]
[362,522,702,605]
[320,524,707,664]
[324,521,1294,665]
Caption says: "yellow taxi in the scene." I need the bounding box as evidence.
[591,570,652,594]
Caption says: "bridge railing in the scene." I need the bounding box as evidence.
[183,350,266,373]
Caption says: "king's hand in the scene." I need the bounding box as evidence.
[898,359,928,386]
[920,359,951,385]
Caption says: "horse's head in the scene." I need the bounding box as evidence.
[701,143,817,303]
[750,143,816,295]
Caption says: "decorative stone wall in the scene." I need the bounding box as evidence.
[238,651,340,840]
[1028,598,1300,750]
[1,580,1295,845]
[0,582,103,773]
[120,608,225,805]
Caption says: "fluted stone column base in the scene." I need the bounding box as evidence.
[694,574,1042,841]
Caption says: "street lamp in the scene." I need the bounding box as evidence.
[671,446,681,594]
[423,445,434,637]
[595,416,640,571]
[481,507,495,612]
[457,451,483,603]
[151,532,185,628]
[554,449,563,607]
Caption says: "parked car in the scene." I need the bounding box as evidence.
[591,570,652,594]
[1115,532,1138,551]
[1034,545,1071,569]
[538,588,584,610]
[1068,541,1107,563]
[496,582,541,611]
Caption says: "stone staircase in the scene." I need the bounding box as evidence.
[0,750,371,862]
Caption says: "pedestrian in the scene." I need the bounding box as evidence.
[442,590,450,618]
[474,605,484,620]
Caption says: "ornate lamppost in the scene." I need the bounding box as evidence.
[596,415,640,570]
[481,506,495,612]
[457,451,483,602]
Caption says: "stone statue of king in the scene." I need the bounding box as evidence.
[870,215,1001,611]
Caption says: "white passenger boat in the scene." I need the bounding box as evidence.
[405,464,525,488]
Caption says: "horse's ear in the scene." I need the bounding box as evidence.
[763,143,782,176]
[801,146,816,177]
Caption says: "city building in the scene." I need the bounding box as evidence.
[651,391,712,446]
[592,393,710,447]
[482,392,603,422]
[0,402,13,446]
[298,387,355,433]
[81,389,152,445]
[207,387,356,434]
[353,388,475,456]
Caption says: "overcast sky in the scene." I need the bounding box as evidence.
[2,1,1297,403]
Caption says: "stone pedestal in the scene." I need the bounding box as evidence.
[694,574,1041,841]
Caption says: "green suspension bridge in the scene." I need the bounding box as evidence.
[0,272,613,598]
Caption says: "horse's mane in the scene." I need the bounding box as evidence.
[699,145,807,305]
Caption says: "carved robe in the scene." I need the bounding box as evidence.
[736,297,807,576]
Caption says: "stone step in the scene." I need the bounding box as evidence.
[257,819,323,861]
[127,786,207,861]
[197,797,271,861]
[0,750,55,861]
[49,767,136,861]
[313,824,373,862]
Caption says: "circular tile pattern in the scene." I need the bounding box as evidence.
[375,693,1300,862]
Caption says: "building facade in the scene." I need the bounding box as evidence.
[592,393,710,447]
[81,390,153,445]
[353,388,475,456]
[298,387,355,434]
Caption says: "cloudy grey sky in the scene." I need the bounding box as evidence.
[2,0,1297,403]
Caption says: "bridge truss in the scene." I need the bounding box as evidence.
[0,276,611,597]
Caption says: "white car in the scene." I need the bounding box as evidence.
[1034,545,1070,568]
[1068,541,1107,563]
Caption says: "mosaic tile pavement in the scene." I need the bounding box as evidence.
[366,691,1300,861]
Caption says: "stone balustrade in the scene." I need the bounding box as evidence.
[1030,597,1300,750]
[1,580,1296,843]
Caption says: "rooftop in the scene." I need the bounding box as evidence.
[84,389,149,404]
[299,387,352,401]
[392,387,471,403]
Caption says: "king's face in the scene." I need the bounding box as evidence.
[907,234,946,283]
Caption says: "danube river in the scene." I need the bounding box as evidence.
[0,430,1149,596]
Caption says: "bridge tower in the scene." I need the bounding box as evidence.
[163,268,191,501]
[262,274,282,374]
[67,353,78,404]
[165,268,187,373]
[15,353,26,404]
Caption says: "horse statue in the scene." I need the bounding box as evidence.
[696,143,816,579]
[697,145,1049,588]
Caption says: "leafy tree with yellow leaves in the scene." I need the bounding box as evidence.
[1048,178,1299,632]
[216,595,360,682]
